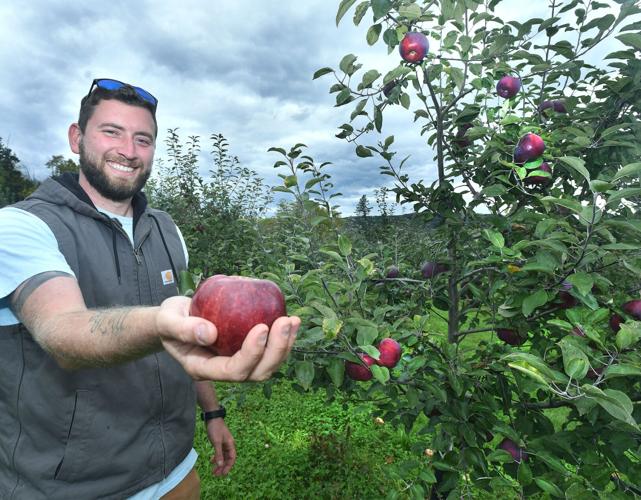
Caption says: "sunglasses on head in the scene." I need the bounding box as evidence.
[87,78,158,110]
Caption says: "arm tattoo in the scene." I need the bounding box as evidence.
[89,309,132,337]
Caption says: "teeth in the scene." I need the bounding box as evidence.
[108,161,134,173]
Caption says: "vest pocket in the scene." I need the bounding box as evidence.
[54,389,95,482]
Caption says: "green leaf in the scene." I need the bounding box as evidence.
[534,478,564,498]
[295,361,315,390]
[374,105,383,132]
[558,156,590,184]
[178,270,196,296]
[582,384,637,426]
[508,362,550,386]
[339,53,358,74]
[605,363,641,379]
[361,69,381,88]
[504,353,568,384]
[616,322,641,350]
[517,460,532,485]
[313,67,334,80]
[356,145,373,157]
[356,324,378,346]
[399,3,422,20]
[566,273,593,296]
[590,180,613,192]
[371,0,392,20]
[540,196,582,213]
[326,358,345,387]
[366,24,382,45]
[322,317,343,340]
[522,289,549,316]
[483,229,505,248]
[284,175,298,188]
[606,187,641,207]
[371,364,390,384]
[616,32,641,51]
[559,338,589,379]
[336,0,358,26]
[338,234,352,256]
[612,162,641,182]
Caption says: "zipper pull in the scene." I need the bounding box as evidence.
[134,247,142,264]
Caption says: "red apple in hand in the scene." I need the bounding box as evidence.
[345,354,376,381]
[513,133,545,164]
[496,76,521,98]
[399,32,429,63]
[376,338,401,368]
[190,275,287,356]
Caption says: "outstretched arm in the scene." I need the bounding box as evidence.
[12,275,300,381]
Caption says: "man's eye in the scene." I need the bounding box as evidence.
[104,129,118,136]
[136,138,152,146]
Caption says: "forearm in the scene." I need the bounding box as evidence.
[31,306,163,369]
[196,381,221,411]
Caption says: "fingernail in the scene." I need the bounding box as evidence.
[282,324,291,337]
[196,324,208,345]
[259,333,268,346]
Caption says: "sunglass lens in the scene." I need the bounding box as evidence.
[96,79,124,91]
[133,86,157,106]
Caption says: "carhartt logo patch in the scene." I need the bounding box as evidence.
[161,269,175,285]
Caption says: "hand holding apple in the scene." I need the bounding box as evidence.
[190,275,287,356]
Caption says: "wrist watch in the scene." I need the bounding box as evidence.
[202,405,226,422]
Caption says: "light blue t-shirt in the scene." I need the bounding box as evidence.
[0,205,197,496]
[0,206,188,325]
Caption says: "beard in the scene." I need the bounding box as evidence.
[79,141,151,202]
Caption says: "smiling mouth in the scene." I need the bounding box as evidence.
[107,160,136,173]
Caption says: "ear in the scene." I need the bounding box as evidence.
[68,123,82,154]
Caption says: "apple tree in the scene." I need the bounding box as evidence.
[268,0,641,497]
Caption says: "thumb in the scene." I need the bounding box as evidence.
[183,317,217,346]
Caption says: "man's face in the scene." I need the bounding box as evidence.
[76,99,156,202]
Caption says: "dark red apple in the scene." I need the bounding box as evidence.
[190,275,286,356]
[399,32,429,64]
[496,75,521,98]
[586,366,603,381]
[345,354,376,381]
[383,79,398,98]
[538,99,567,115]
[558,291,578,309]
[513,133,545,164]
[622,300,641,320]
[386,265,400,279]
[376,338,402,368]
[571,326,585,337]
[496,328,526,346]
[498,438,528,463]
[421,261,448,279]
[454,123,473,149]
[610,313,623,332]
[524,162,552,186]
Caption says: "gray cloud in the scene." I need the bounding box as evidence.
[0,0,629,214]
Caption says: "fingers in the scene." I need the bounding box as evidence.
[245,316,300,381]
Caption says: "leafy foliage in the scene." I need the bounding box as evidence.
[0,138,38,207]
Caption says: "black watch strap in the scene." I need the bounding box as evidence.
[202,405,226,421]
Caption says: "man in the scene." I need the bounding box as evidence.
[0,78,300,499]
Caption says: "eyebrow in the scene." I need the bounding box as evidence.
[98,122,155,141]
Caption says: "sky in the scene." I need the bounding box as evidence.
[0,1,631,215]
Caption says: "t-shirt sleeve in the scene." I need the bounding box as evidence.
[175,225,189,267]
[0,207,75,325]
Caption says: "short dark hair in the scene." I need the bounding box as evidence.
[78,85,158,137]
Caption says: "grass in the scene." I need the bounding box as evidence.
[193,381,422,500]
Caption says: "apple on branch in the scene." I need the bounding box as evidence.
[496,75,521,99]
[345,354,376,381]
[399,32,429,64]
[513,133,545,164]
[190,275,287,356]
[376,338,401,368]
